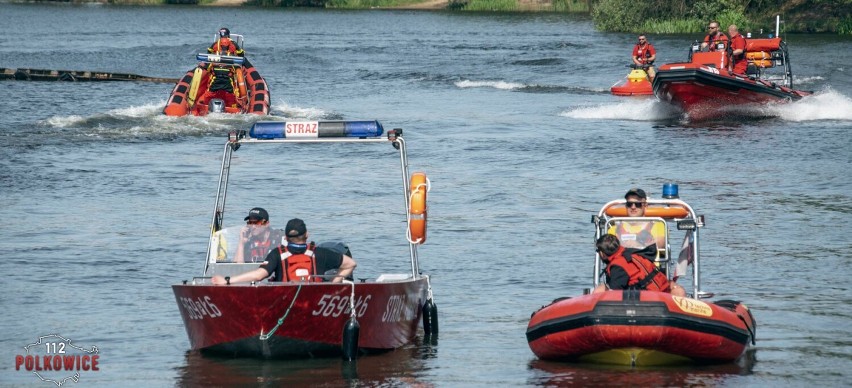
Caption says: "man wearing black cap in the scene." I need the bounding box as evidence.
[212,218,356,285]
[233,207,284,264]
[608,188,666,250]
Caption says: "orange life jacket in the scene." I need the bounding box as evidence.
[279,243,318,282]
[605,245,671,292]
[208,37,242,56]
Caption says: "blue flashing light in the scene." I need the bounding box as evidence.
[248,121,384,139]
[662,183,679,199]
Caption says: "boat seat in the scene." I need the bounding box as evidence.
[606,218,669,262]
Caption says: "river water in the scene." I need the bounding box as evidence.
[2,3,851,387]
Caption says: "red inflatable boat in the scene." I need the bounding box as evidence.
[526,186,756,366]
[164,34,269,116]
[653,34,810,120]
[611,66,653,96]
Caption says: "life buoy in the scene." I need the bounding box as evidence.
[235,67,247,100]
[605,205,689,218]
[746,51,771,60]
[408,172,429,244]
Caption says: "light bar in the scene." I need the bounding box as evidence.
[196,54,245,66]
[249,121,384,139]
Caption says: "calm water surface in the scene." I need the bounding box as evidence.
[1,4,851,387]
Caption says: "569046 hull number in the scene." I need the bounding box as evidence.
[180,296,222,320]
[312,294,371,318]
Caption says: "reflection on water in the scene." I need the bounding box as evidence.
[176,336,438,387]
[527,349,756,387]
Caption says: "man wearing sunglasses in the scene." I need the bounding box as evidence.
[701,20,729,52]
[233,207,285,264]
[632,35,657,82]
[608,188,666,251]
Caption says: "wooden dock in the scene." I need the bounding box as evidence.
[2,67,179,83]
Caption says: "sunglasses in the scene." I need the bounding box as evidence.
[707,26,718,29]
[246,219,265,225]
[625,201,645,209]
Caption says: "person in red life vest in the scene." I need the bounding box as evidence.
[212,218,356,285]
[208,27,244,57]
[592,234,686,296]
[727,24,748,74]
[701,20,729,52]
[233,207,285,264]
[632,34,657,82]
[198,65,239,109]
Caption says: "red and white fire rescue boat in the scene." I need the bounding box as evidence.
[172,121,437,359]
[653,17,810,120]
[526,185,756,366]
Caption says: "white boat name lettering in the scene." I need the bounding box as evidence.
[180,296,222,320]
[382,294,416,323]
[312,294,371,318]
[285,122,319,136]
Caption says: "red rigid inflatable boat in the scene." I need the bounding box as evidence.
[611,66,653,96]
[653,36,810,121]
[526,186,756,366]
[164,34,270,117]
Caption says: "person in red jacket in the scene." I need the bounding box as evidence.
[208,27,244,57]
[632,35,657,81]
[701,20,729,52]
[593,234,686,296]
[728,24,748,74]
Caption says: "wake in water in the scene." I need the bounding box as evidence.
[560,98,680,121]
[455,79,607,94]
[36,100,343,140]
[765,88,852,121]
[559,88,852,123]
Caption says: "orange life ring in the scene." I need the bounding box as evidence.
[605,205,689,218]
[408,172,428,244]
[746,51,771,60]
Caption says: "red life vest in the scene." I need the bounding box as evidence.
[279,243,318,282]
[605,246,671,292]
[209,38,242,56]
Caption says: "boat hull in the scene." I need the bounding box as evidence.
[653,65,809,120]
[526,290,756,366]
[611,69,653,96]
[173,277,428,358]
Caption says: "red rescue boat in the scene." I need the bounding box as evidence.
[173,121,438,359]
[653,34,810,121]
[164,34,270,117]
[526,185,756,366]
[611,66,653,96]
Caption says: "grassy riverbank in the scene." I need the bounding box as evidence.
[29,0,851,34]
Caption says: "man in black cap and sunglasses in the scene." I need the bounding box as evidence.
[608,188,666,251]
[212,218,356,285]
[233,207,285,264]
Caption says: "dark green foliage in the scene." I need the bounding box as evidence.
[590,0,852,34]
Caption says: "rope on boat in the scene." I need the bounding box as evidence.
[343,279,357,320]
[425,275,434,301]
[259,283,303,341]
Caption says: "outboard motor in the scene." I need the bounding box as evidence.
[209,98,225,113]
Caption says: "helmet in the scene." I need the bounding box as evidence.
[218,28,230,38]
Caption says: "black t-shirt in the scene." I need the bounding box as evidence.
[259,246,344,282]
[606,265,630,290]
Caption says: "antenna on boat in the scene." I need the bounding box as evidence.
[776,15,781,38]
